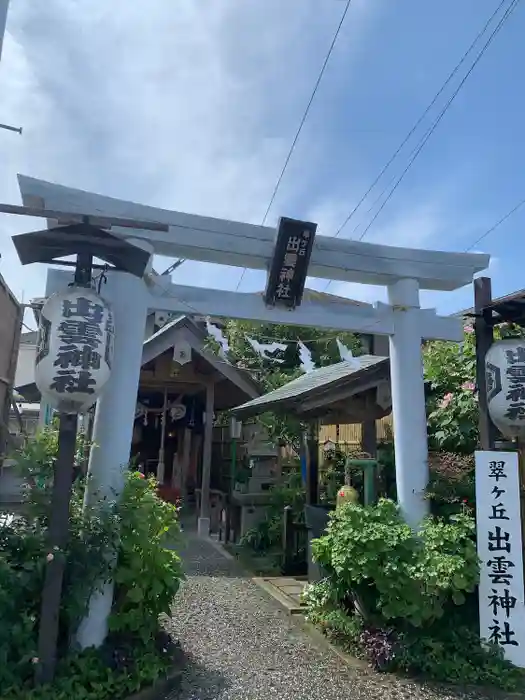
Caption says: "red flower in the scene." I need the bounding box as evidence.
[462,499,468,504]
[339,490,346,497]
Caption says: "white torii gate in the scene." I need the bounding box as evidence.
[17,174,489,647]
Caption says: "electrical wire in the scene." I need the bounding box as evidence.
[235,0,353,292]
[331,0,512,242]
[464,195,525,252]
[323,0,521,292]
[353,0,520,241]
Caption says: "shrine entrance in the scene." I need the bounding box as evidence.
[17,173,488,648]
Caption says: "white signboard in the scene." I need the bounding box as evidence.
[475,450,525,667]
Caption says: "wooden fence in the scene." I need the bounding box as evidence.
[319,415,393,449]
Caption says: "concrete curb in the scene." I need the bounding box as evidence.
[251,576,305,615]
[203,535,236,561]
[249,576,369,671]
[298,619,369,671]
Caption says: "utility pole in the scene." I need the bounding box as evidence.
[0,0,23,135]
[0,0,10,64]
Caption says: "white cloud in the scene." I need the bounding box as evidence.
[0,0,379,307]
[1,0,486,326]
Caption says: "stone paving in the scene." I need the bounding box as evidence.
[165,531,490,700]
[256,575,308,611]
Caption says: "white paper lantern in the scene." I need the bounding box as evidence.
[35,287,114,414]
[486,338,525,439]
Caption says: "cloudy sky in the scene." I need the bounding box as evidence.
[0,0,523,328]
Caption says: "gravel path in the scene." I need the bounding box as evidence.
[166,532,492,700]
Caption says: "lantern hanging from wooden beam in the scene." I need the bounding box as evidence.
[34,287,114,414]
[485,338,525,439]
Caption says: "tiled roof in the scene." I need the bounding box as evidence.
[232,356,387,416]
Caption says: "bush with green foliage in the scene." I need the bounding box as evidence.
[304,499,523,690]
[0,428,183,698]
[312,499,479,626]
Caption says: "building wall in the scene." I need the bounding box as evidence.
[15,342,37,388]
[0,273,22,453]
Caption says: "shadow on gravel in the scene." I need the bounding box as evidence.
[167,656,230,700]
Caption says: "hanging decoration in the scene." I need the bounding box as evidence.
[246,337,287,362]
[135,399,187,425]
[298,341,316,373]
[336,337,360,369]
[169,403,186,421]
[486,338,525,438]
[34,288,114,414]
[206,319,230,358]
[203,323,370,375]
[376,381,392,410]
[173,340,192,366]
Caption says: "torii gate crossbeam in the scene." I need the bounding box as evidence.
[18,174,488,291]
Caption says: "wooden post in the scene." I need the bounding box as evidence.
[157,387,168,484]
[282,505,294,575]
[306,421,319,505]
[474,277,497,450]
[35,413,78,685]
[198,382,214,535]
[180,427,192,498]
[361,419,377,457]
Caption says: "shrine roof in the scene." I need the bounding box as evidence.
[141,315,260,409]
[457,287,525,326]
[232,356,389,423]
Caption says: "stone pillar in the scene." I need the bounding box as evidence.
[76,241,152,650]
[387,278,429,528]
[198,382,214,536]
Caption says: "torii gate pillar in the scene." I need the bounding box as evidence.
[76,240,153,650]
[387,278,429,528]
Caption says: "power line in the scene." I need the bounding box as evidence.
[355,0,520,240]
[323,0,520,292]
[464,195,525,252]
[235,0,353,292]
[330,0,511,242]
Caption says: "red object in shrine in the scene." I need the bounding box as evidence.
[157,484,181,504]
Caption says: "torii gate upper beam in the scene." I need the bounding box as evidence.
[17,175,489,291]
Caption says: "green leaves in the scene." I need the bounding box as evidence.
[309,499,479,627]
[1,431,184,698]
[304,498,522,689]
[108,473,184,642]
[424,325,525,454]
